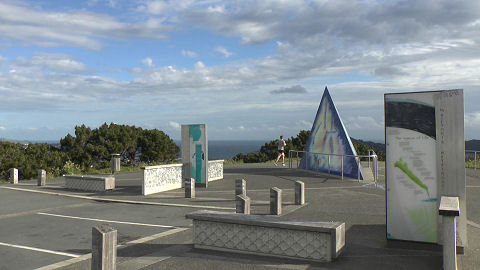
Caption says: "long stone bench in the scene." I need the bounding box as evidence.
[64,175,115,192]
[186,210,345,262]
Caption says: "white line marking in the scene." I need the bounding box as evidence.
[0,186,235,210]
[37,212,176,228]
[36,226,191,270]
[126,227,189,245]
[467,220,480,229]
[163,186,368,194]
[0,241,80,258]
[0,203,92,220]
[466,185,480,188]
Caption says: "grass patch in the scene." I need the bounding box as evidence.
[465,160,480,169]
[223,159,244,165]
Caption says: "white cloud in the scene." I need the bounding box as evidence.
[2,0,480,141]
[13,53,86,72]
[465,112,480,127]
[107,0,117,8]
[181,49,198,58]
[142,57,154,67]
[227,125,246,132]
[0,2,171,50]
[298,120,312,129]
[0,126,6,131]
[270,85,307,94]
[168,121,181,130]
[215,46,233,58]
[344,116,382,131]
[138,1,168,15]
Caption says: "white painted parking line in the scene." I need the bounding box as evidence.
[0,186,235,210]
[163,186,368,194]
[468,220,480,229]
[0,241,80,258]
[36,227,191,270]
[0,203,92,220]
[126,227,189,245]
[37,212,177,228]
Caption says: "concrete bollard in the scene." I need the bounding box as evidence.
[185,178,195,198]
[236,194,251,214]
[235,179,246,198]
[9,168,18,184]
[295,181,305,205]
[270,187,282,215]
[439,196,460,270]
[91,225,117,270]
[38,169,46,186]
[110,154,120,174]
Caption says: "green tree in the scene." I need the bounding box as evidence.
[234,130,312,163]
[0,142,68,180]
[60,123,179,169]
[138,129,179,164]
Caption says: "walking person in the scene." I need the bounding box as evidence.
[274,135,287,166]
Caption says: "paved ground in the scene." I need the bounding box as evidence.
[0,162,478,269]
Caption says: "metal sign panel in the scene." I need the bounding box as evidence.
[385,90,466,247]
[181,124,208,187]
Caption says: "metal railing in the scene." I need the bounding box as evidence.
[368,149,379,181]
[465,150,479,170]
[288,150,378,183]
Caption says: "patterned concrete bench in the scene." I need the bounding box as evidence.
[64,175,115,192]
[186,210,345,262]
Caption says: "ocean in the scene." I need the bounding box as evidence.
[175,140,268,160]
[18,139,268,161]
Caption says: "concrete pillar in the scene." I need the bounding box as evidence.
[235,179,246,198]
[185,178,195,198]
[110,154,120,174]
[295,181,305,205]
[236,194,250,214]
[270,187,282,215]
[38,169,46,186]
[91,225,117,270]
[439,196,460,270]
[9,168,18,184]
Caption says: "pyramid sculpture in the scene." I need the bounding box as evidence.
[299,87,363,180]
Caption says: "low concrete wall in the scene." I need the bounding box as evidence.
[64,175,115,192]
[142,160,224,196]
[208,160,224,182]
[142,164,183,195]
[187,210,345,262]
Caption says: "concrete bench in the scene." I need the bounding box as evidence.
[64,175,115,192]
[186,210,345,262]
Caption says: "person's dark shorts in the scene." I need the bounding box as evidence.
[278,149,284,154]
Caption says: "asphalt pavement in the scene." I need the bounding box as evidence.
[0,162,478,269]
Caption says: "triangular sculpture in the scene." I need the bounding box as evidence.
[299,87,363,180]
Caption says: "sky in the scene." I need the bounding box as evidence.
[1,0,480,142]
